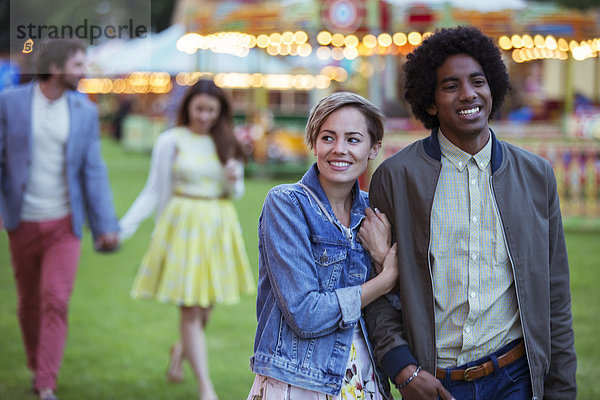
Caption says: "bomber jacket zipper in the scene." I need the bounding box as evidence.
[426,224,437,370]
[426,166,533,394]
[488,174,536,398]
[427,165,442,371]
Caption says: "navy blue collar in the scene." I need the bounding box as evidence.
[422,127,503,174]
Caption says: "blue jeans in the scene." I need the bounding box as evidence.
[439,340,533,400]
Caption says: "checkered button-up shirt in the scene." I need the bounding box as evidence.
[431,131,523,368]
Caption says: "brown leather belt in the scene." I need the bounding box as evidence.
[436,341,525,382]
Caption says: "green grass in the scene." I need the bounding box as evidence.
[1,138,599,399]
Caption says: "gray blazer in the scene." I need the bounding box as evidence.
[0,83,118,239]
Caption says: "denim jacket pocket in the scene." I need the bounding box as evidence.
[311,238,347,291]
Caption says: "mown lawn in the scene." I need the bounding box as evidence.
[0,138,598,399]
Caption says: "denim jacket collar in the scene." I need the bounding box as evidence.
[299,163,368,233]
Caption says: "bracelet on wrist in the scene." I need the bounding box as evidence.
[396,365,422,390]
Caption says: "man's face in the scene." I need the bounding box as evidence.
[426,54,492,148]
[53,50,87,91]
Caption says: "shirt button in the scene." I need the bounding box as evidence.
[470,291,477,298]
[471,253,478,261]
[471,179,477,185]
[458,161,463,167]
[465,326,472,333]
[472,216,477,223]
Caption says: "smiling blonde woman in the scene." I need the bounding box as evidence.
[247,92,397,400]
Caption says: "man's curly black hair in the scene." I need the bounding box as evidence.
[403,25,510,129]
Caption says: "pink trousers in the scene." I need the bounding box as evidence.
[8,215,81,391]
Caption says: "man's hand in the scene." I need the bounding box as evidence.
[94,232,120,253]
[357,207,391,268]
[395,365,455,400]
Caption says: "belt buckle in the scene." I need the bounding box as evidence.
[463,366,478,382]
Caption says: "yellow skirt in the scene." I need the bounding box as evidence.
[131,196,255,307]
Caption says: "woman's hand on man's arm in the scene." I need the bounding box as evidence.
[358,207,391,269]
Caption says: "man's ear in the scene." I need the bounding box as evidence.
[426,104,437,116]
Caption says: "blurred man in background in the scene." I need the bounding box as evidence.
[0,39,119,400]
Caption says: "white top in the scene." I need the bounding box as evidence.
[21,84,71,221]
[119,127,245,241]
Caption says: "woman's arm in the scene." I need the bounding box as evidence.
[358,207,392,269]
[360,243,398,307]
[358,208,398,307]
[119,131,175,240]
[224,158,245,200]
[260,188,362,338]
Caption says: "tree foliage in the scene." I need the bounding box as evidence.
[151,0,176,32]
[529,0,600,11]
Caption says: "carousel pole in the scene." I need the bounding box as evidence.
[564,54,575,117]
[595,56,600,105]
[366,0,383,109]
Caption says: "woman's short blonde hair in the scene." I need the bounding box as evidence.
[305,92,385,149]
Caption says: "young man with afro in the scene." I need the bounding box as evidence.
[362,26,576,400]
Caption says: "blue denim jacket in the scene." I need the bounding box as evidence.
[250,164,389,396]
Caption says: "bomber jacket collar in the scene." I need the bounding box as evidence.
[422,127,504,174]
[299,163,368,230]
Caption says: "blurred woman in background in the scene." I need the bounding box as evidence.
[120,79,255,400]
[247,92,397,399]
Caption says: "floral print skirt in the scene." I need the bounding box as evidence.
[247,328,384,400]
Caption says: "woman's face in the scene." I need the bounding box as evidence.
[187,93,221,135]
[314,106,381,189]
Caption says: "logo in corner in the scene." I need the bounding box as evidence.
[22,38,34,54]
